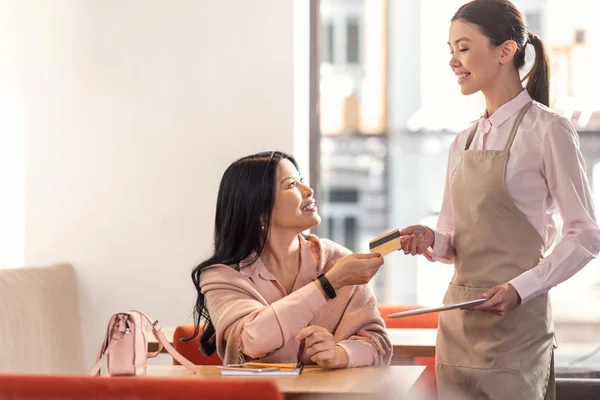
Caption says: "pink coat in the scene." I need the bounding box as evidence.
[200,235,392,367]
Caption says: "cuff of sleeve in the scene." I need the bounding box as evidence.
[296,282,328,313]
[431,229,448,260]
[509,270,542,304]
[336,340,375,368]
[423,249,434,262]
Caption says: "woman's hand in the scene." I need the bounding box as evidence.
[467,283,521,316]
[398,225,435,255]
[297,326,348,369]
[325,253,383,290]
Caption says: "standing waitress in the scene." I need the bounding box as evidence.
[399,0,600,398]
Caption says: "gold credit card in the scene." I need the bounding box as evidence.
[369,229,401,256]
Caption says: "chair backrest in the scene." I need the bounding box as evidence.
[0,264,84,373]
[378,304,439,329]
[172,325,223,366]
[0,373,283,400]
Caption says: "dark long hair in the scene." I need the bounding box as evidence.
[452,0,550,106]
[184,151,300,355]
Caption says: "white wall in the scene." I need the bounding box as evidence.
[0,0,26,268]
[14,0,294,368]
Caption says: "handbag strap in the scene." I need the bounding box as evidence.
[88,322,125,376]
[133,310,200,374]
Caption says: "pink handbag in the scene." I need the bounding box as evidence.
[89,310,200,376]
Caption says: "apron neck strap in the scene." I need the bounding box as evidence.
[503,101,533,152]
[464,123,478,150]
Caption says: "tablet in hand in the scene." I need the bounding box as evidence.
[387,298,488,318]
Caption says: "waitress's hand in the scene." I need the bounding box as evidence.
[297,326,349,369]
[398,225,435,255]
[469,283,521,316]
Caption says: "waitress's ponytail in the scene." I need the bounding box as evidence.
[523,31,550,107]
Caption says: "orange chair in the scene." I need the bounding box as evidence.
[172,325,223,366]
[0,373,282,400]
[378,304,439,396]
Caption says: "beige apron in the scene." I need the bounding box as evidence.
[436,103,556,400]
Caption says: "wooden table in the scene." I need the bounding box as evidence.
[149,328,437,365]
[144,364,426,399]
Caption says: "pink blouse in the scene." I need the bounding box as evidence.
[428,89,600,303]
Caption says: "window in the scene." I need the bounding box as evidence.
[346,18,360,64]
[524,11,542,36]
[344,216,357,251]
[321,21,335,64]
[319,0,364,71]
[329,188,358,202]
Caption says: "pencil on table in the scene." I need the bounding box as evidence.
[244,362,297,369]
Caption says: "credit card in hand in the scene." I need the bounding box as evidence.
[369,229,402,256]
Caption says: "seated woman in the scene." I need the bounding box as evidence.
[188,151,392,368]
